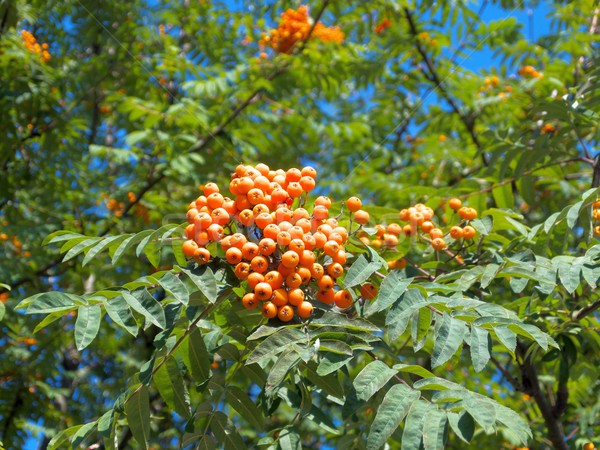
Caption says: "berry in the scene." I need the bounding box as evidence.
[360,283,378,300]
[346,197,362,212]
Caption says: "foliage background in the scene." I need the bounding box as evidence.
[1,0,599,449]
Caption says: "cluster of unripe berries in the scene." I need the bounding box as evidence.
[21,30,51,63]
[181,164,371,322]
[258,5,344,55]
[359,198,477,252]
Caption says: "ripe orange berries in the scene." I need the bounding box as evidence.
[449,198,462,210]
[354,210,370,225]
[360,283,378,300]
[458,207,478,221]
[462,225,476,240]
[431,238,446,251]
[346,197,362,212]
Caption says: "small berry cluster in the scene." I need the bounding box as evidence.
[21,30,51,63]
[182,164,370,322]
[258,5,344,55]
[593,201,600,237]
[359,198,478,253]
[518,65,543,78]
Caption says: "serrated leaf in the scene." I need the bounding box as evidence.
[367,384,420,450]
[317,352,352,376]
[431,314,467,368]
[62,237,102,262]
[494,325,517,354]
[353,360,396,402]
[266,351,301,395]
[71,420,98,448]
[226,386,264,429]
[246,328,306,367]
[277,428,301,450]
[21,292,82,314]
[157,271,189,305]
[470,327,491,372]
[82,235,127,266]
[422,408,447,450]
[463,396,496,433]
[47,424,86,450]
[447,411,475,443]
[75,304,102,350]
[401,400,428,450]
[154,357,191,418]
[365,272,412,317]
[125,386,150,450]
[123,289,166,329]
[111,231,150,265]
[179,266,218,303]
[43,230,85,246]
[103,295,139,336]
[179,327,211,383]
[344,254,384,288]
[211,411,246,450]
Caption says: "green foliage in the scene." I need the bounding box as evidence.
[1,1,600,449]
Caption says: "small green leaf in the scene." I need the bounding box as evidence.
[431,314,467,368]
[75,304,102,350]
[470,327,491,372]
[154,357,191,418]
[353,360,396,402]
[344,254,384,288]
[179,266,218,303]
[20,292,81,314]
[82,235,127,266]
[447,411,475,443]
[103,295,139,336]
[226,386,264,429]
[179,327,211,383]
[364,273,412,317]
[367,384,420,450]
[401,400,428,450]
[123,289,166,329]
[125,386,151,450]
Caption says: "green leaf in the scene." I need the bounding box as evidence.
[393,364,436,379]
[364,273,412,317]
[317,352,352,376]
[111,231,150,265]
[62,237,102,262]
[82,235,127,266]
[304,362,344,398]
[367,384,420,450]
[74,304,102,350]
[431,314,467,368]
[179,266,218,303]
[276,428,302,450]
[470,327,491,372]
[447,411,475,443]
[47,424,86,450]
[179,327,211,383]
[422,408,447,450]
[401,400,428,450]
[246,327,306,367]
[463,396,496,433]
[20,292,81,314]
[123,289,166,329]
[353,360,396,402]
[157,271,189,305]
[103,295,139,337]
[43,230,84,246]
[495,403,532,445]
[344,254,384,288]
[226,386,264,429]
[125,386,151,450]
[211,411,246,450]
[0,302,5,322]
[494,325,517,354]
[71,420,98,448]
[492,184,514,210]
[266,351,301,395]
[154,357,191,418]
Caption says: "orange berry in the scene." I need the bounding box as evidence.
[354,210,370,225]
[299,249,316,266]
[248,272,265,290]
[182,240,199,257]
[237,209,254,226]
[286,272,303,289]
[237,177,254,194]
[203,182,220,196]
[261,301,277,319]
[314,196,332,209]
[251,255,269,273]
[429,228,443,239]
[242,293,259,309]
[254,282,273,301]
[383,234,399,248]
[462,225,476,240]
[431,238,446,251]
[449,198,462,210]
[277,262,295,277]
[332,249,347,265]
[263,224,280,240]
[271,288,289,306]
[186,208,199,224]
[420,221,434,233]
[210,207,230,225]
[458,207,477,221]
[234,262,251,280]
[258,238,277,255]
[323,240,341,257]
[327,263,344,278]
[297,301,314,319]
[265,271,284,289]
[277,305,294,322]
[346,197,362,212]
[583,443,595,450]
[206,192,224,209]
[184,224,195,240]
[287,182,303,198]
[313,205,329,220]
[230,233,247,248]
[281,250,300,268]
[288,288,305,306]
[403,224,414,237]
[206,223,223,241]
[310,263,325,279]
[226,247,243,264]
[449,226,463,239]
[296,266,312,284]
[399,209,409,221]
[360,283,378,300]
[193,247,211,265]
[334,290,353,309]
[299,176,316,192]
[277,231,292,246]
[255,212,273,229]
[317,288,335,304]
[301,166,317,178]
[289,238,305,254]
[241,242,260,260]
[318,275,335,290]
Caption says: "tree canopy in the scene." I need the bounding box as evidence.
[1,1,599,449]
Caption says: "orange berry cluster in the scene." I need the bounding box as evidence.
[518,65,542,78]
[375,18,392,34]
[258,5,344,55]
[541,123,556,134]
[360,198,478,253]
[21,30,51,63]
[593,201,600,237]
[181,164,370,322]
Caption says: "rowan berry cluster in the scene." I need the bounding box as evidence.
[593,201,600,237]
[360,198,478,253]
[21,30,51,63]
[518,65,542,78]
[181,164,370,322]
[258,5,344,55]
